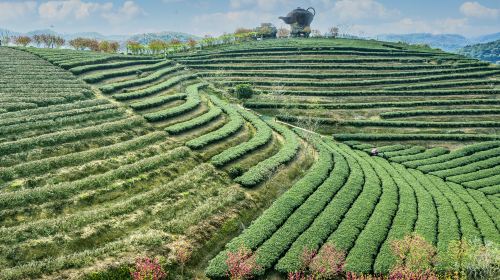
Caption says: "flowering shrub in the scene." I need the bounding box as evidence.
[130,257,167,280]
[390,233,436,272]
[226,246,260,280]
[309,244,346,279]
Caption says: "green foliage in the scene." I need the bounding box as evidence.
[234,84,254,99]
[112,74,197,100]
[210,108,272,166]
[457,39,500,64]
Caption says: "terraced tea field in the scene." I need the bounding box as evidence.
[1,38,499,279]
[171,39,500,145]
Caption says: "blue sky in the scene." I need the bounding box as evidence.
[0,0,498,36]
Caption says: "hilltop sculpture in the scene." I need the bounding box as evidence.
[279,7,315,37]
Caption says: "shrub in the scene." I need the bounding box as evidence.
[235,84,254,99]
[228,165,244,178]
[309,244,346,279]
[390,233,436,272]
[226,246,260,280]
[447,239,500,280]
[130,257,167,280]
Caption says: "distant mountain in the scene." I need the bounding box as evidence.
[374,32,500,52]
[0,28,197,45]
[127,31,200,45]
[457,40,500,64]
[473,32,500,44]
[375,33,471,51]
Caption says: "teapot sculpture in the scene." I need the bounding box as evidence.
[279,7,315,37]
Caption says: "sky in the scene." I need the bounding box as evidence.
[0,0,499,37]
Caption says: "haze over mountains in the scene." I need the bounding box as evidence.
[2,27,499,53]
[0,28,199,44]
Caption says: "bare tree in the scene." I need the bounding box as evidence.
[277,27,290,38]
[329,26,339,38]
[14,36,32,47]
[0,30,12,46]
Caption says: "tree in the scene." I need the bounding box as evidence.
[69,37,86,50]
[329,26,339,38]
[277,27,290,38]
[98,40,110,52]
[0,30,11,46]
[235,84,254,99]
[109,41,120,53]
[148,40,167,55]
[127,41,143,55]
[32,34,43,47]
[14,36,32,47]
[54,36,65,48]
[311,29,322,38]
[187,38,197,50]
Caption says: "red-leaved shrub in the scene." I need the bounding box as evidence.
[131,257,167,280]
[226,246,260,280]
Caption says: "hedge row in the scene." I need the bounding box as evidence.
[275,142,363,273]
[112,74,197,101]
[277,115,500,129]
[334,133,500,142]
[61,55,151,69]
[430,177,481,243]
[259,89,500,97]
[464,174,500,191]
[448,165,500,185]
[100,65,183,94]
[0,99,110,125]
[179,57,456,65]
[345,152,400,272]
[430,155,500,179]
[0,146,190,209]
[381,108,500,119]
[373,161,418,273]
[0,131,166,181]
[0,103,117,127]
[165,106,222,135]
[234,120,300,187]
[206,135,333,277]
[210,109,272,167]
[390,147,449,164]
[0,117,144,156]
[70,59,162,75]
[175,49,442,60]
[447,183,500,243]
[250,142,350,274]
[413,174,477,263]
[382,146,426,158]
[389,79,500,91]
[325,148,381,255]
[203,66,493,79]
[248,98,500,110]
[0,108,124,136]
[143,83,205,122]
[129,93,187,110]
[188,62,488,71]
[219,69,500,88]
[83,60,172,83]
[466,189,500,230]
[405,141,500,170]
[418,146,500,173]
[186,95,244,149]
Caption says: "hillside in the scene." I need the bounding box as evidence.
[0,38,499,279]
[458,40,500,64]
[375,32,500,51]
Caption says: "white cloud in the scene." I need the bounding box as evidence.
[102,1,144,24]
[38,0,112,21]
[460,2,498,19]
[331,0,399,21]
[0,1,36,22]
[192,10,277,35]
[229,0,294,11]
